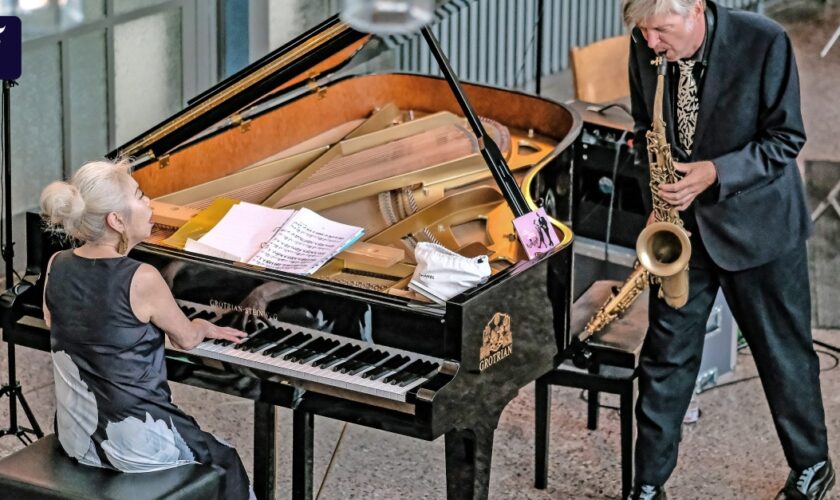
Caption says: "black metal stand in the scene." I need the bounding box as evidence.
[0,79,43,445]
[535,0,544,96]
[420,27,530,218]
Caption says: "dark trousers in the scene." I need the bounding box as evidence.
[634,241,829,486]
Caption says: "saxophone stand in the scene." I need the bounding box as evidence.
[0,79,43,445]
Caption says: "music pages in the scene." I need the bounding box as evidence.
[184,202,364,275]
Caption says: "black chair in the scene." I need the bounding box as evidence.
[534,280,649,499]
[0,434,221,500]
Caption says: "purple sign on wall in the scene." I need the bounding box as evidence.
[0,17,21,80]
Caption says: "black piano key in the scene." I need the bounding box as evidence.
[233,329,271,351]
[396,372,423,387]
[296,348,334,364]
[259,331,307,356]
[179,305,196,317]
[344,348,387,373]
[344,361,376,376]
[244,330,283,352]
[368,350,390,364]
[390,360,442,386]
[312,344,361,369]
[282,338,323,361]
[233,326,284,351]
[332,348,373,373]
[263,332,312,358]
[363,355,410,380]
[252,327,294,349]
[232,327,281,350]
[287,337,333,359]
[286,338,340,363]
[349,350,390,373]
[384,369,415,386]
[406,359,439,375]
[339,349,390,376]
[382,359,428,384]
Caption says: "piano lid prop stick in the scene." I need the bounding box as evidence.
[419,27,558,259]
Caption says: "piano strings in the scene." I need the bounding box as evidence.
[146,103,553,297]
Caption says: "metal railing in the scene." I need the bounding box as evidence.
[385,0,762,90]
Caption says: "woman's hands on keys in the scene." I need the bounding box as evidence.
[192,318,247,345]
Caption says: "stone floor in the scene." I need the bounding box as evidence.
[1,5,840,500]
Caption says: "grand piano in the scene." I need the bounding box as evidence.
[1,15,580,500]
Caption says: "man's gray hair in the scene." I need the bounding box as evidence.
[622,0,705,26]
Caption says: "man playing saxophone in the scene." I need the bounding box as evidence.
[623,1,832,499]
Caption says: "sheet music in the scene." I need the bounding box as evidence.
[195,202,294,261]
[184,238,241,261]
[248,207,364,275]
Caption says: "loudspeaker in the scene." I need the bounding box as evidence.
[572,123,647,248]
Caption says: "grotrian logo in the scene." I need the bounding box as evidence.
[0,17,22,80]
[479,312,512,371]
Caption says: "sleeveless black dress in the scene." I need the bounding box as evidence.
[45,250,252,500]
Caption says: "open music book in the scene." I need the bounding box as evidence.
[184,202,364,275]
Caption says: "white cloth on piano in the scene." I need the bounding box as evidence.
[408,242,490,305]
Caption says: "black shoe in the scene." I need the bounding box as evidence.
[628,484,666,500]
[775,458,836,500]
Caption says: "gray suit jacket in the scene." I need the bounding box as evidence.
[629,1,812,271]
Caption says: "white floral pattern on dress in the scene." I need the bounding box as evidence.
[52,351,101,466]
[101,412,195,472]
[169,418,196,463]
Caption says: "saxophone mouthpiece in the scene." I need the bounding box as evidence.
[655,55,668,75]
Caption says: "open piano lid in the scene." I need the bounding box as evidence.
[110,15,370,163]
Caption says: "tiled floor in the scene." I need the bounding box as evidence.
[1,5,839,500]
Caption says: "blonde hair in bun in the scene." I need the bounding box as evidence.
[40,159,133,243]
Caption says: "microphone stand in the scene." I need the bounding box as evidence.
[0,79,43,444]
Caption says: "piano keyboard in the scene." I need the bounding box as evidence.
[175,301,443,403]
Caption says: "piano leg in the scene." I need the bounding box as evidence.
[254,401,276,500]
[444,427,496,500]
[292,410,314,500]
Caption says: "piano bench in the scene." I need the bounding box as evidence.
[0,434,221,500]
[534,280,649,499]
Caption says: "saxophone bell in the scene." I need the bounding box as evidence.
[636,221,691,308]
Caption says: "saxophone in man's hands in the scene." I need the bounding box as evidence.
[578,56,692,341]
[636,55,691,309]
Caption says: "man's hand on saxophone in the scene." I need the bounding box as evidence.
[658,159,717,210]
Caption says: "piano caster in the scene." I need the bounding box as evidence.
[444,427,497,500]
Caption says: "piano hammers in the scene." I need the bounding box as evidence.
[337,242,405,268]
[150,200,200,228]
